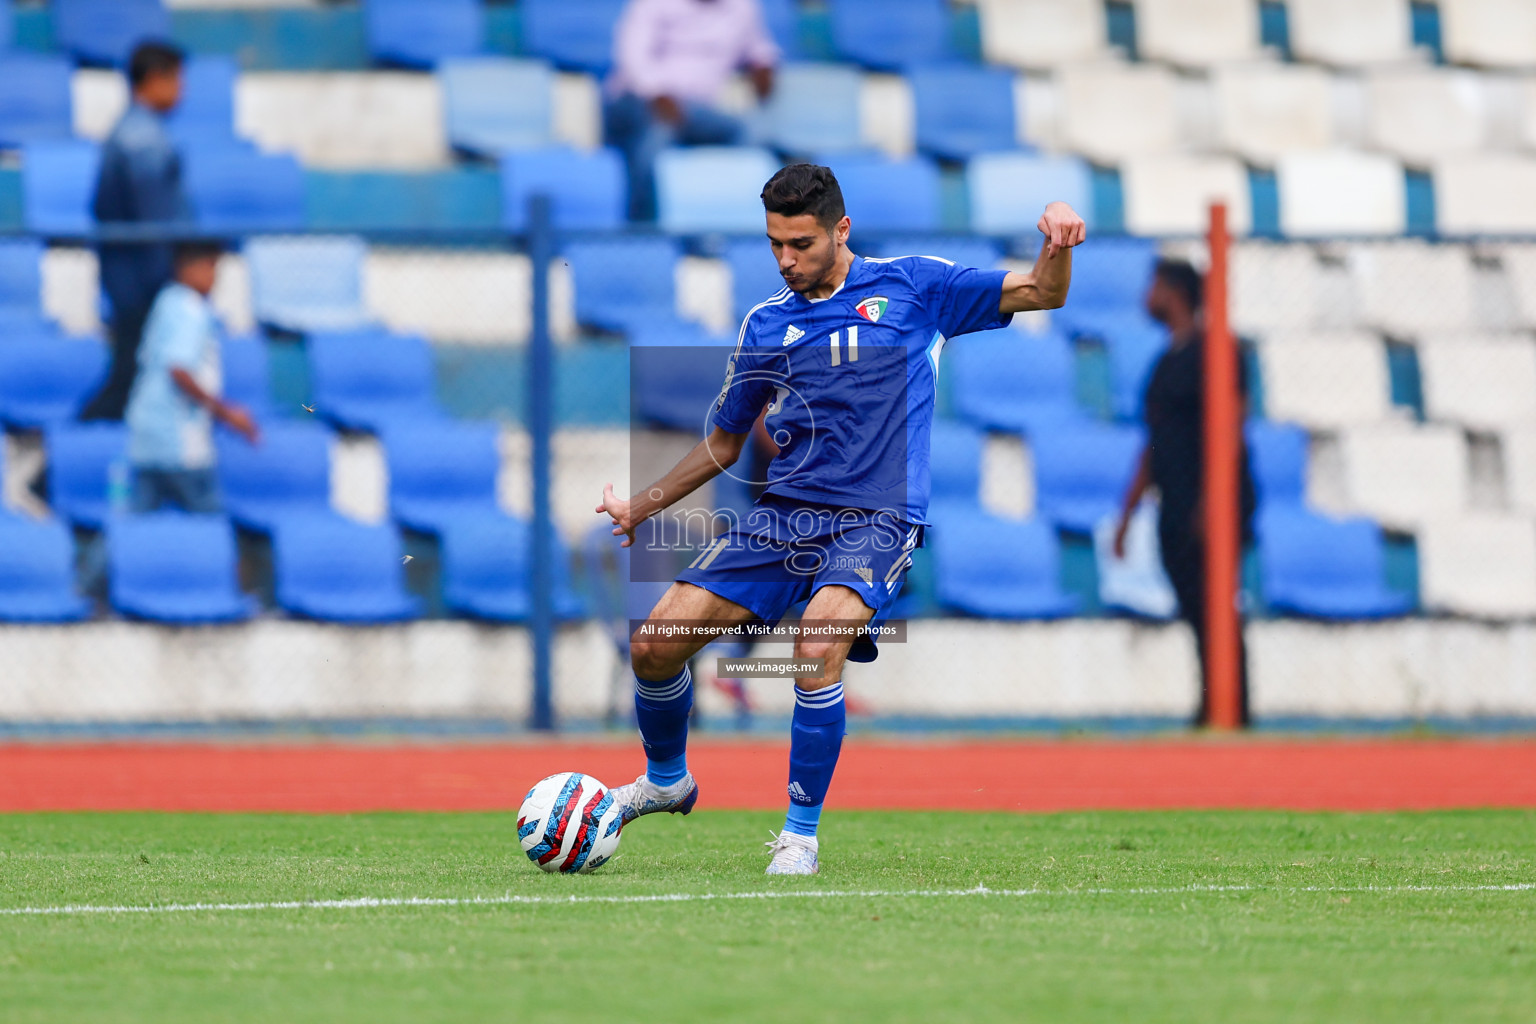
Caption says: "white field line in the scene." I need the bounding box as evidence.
[1,882,1532,918]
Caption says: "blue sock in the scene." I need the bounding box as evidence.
[635,665,692,786]
[782,681,846,838]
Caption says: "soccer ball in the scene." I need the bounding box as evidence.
[517,772,624,874]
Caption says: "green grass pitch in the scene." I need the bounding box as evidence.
[2,809,1533,1023]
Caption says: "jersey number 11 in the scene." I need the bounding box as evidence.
[829,325,859,367]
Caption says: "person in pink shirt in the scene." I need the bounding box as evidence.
[605,0,781,222]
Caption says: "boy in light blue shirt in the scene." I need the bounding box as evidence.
[124,242,260,513]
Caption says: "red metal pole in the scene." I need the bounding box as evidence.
[1203,203,1242,730]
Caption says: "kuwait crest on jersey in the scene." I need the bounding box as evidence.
[855,296,889,323]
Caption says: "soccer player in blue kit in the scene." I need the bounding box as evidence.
[598,164,1086,874]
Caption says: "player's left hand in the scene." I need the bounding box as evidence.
[596,482,637,548]
[1038,201,1087,257]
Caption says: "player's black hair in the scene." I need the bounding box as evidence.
[128,40,185,88]
[173,240,225,266]
[1153,257,1203,312]
[760,164,846,230]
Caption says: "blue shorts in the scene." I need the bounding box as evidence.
[674,496,923,663]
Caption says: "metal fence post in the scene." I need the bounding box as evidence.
[528,195,555,731]
[1203,202,1243,730]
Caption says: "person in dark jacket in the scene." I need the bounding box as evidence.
[80,40,190,422]
[1111,258,1257,727]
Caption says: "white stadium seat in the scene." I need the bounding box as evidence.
[1419,336,1536,430]
[39,246,102,336]
[1338,423,1469,530]
[1500,245,1536,330]
[1434,156,1536,235]
[1365,68,1489,165]
[976,0,1109,70]
[1132,0,1261,67]
[236,72,449,169]
[1419,515,1536,618]
[1349,242,1478,336]
[1056,63,1180,163]
[1287,0,1416,66]
[551,72,603,151]
[1502,426,1536,514]
[1258,333,1393,430]
[70,69,127,142]
[1440,0,1536,68]
[1120,155,1250,236]
[1212,63,1332,164]
[1276,150,1405,237]
[363,250,539,345]
[1231,242,1321,335]
[859,73,917,158]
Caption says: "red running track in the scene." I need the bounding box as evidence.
[4,740,1536,813]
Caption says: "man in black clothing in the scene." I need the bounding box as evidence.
[1111,258,1256,727]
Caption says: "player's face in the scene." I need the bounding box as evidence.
[766,212,850,294]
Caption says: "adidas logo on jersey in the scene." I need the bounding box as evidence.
[783,324,805,345]
[788,781,809,801]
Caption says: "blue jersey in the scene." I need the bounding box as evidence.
[712,254,1011,524]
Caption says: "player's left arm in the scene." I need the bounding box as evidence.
[998,201,1088,314]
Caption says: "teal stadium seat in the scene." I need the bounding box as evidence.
[441,57,553,157]
[365,0,484,69]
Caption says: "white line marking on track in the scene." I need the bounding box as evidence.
[1,882,1531,918]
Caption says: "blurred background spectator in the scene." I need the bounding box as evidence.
[605,0,779,221]
[82,40,190,422]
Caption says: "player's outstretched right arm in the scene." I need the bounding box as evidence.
[596,425,750,547]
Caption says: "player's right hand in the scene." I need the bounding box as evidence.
[596,483,637,548]
[1111,515,1131,560]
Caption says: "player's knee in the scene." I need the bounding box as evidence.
[794,639,840,685]
[630,638,684,680]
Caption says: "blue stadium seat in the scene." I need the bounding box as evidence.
[0,0,12,51]
[382,419,500,534]
[0,237,43,315]
[441,57,553,157]
[0,54,73,149]
[220,334,273,418]
[365,0,483,68]
[1057,237,1159,318]
[46,421,127,529]
[655,147,782,234]
[107,513,257,623]
[0,514,91,622]
[828,0,948,71]
[441,511,585,622]
[273,512,422,622]
[215,421,332,534]
[762,64,863,156]
[825,153,942,233]
[521,0,628,74]
[500,147,626,232]
[52,0,172,67]
[245,236,370,333]
[968,152,1095,235]
[949,328,1082,436]
[0,330,107,427]
[1093,315,1169,420]
[759,0,800,59]
[164,56,240,150]
[629,321,733,432]
[911,65,1016,162]
[21,141,99,235]
[928,419,983,506]
[307,328,442,431]
[186,148,305,233]
[1257,506,1413,619]
[1031,420,1145,532]
[563,237,681,334]
[1247,419,1309,508]
[930,506,1078,619]
[871,238,1003,271]
[725,238,789,323]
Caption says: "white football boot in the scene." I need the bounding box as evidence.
[764,831,819,875]
[608,772,699,825]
